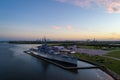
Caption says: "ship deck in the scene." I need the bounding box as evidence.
[24,50,101,70]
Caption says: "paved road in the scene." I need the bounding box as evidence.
[77,48,110,55]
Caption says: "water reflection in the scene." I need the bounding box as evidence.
[41,60,50,72]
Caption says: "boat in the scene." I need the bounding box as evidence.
[25,38,78,66]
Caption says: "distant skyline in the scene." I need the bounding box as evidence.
[0,0,120,41]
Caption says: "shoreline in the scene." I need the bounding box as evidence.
[24,50,119,80]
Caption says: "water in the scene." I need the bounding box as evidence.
[0,43,114,80]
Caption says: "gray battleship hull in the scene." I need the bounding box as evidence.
[30,50,77,66]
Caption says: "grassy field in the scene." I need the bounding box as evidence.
[106,50,120,59]
[71,53,120,75]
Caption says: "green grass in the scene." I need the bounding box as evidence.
[110,47,120,50]
[77,46,96,49]
[106,50,120,59]
[71,53,120,75]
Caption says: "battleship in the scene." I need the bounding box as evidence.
[24,38,78,66]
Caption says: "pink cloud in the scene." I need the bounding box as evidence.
[52,25,74,30]
[66,25,73,30]
[56,0,92,7]
[56,0,120,13]
[52,26,61,30]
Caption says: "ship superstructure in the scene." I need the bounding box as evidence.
[27,38,78,66]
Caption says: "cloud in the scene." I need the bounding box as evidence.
[52,26,61,30]
[55,0,120,13]
[52,25,74,30]
[66,25,73,30]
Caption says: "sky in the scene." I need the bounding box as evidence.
[0,0,120,41]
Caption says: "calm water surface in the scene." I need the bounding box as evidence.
[0,43,114,80]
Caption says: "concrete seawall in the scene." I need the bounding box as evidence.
[78,57,120,80]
